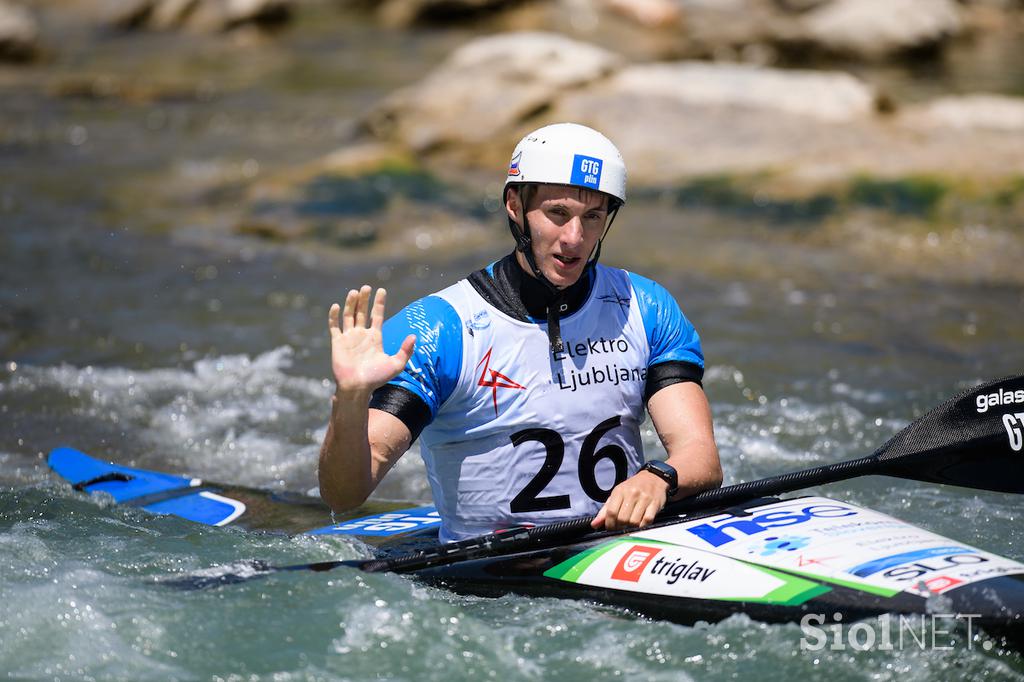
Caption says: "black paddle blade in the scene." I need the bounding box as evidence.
[876,374,1024,493]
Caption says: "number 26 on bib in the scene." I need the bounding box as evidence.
[509,415,630,513]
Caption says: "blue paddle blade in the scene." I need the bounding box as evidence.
[47,447,246,526]
[48,446,194,501]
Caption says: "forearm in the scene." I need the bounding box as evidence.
[318,390,375,512]
[648,381,723,500]
[664,433,722,500]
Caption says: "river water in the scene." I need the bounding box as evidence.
[2,4,1024,680]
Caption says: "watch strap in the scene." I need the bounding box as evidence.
[640,460,678,497]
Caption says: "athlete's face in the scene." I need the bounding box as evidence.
[507,184,609,289]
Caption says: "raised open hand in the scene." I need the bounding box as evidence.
[328,285,415,396]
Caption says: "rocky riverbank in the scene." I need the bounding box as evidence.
[3,0,1023,282]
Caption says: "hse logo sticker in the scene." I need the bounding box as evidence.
[612,545,660,582]
[686,502,858,547]
[570,154,602,189]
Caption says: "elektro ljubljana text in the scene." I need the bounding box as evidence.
[553,336,646,393]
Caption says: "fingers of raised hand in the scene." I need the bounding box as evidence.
[342,290,358,332]
[371,287,387,331]
[354,285,372,328]
[328,303,342,338]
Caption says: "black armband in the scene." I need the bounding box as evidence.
[368,385,432,443]
[644,360,704,403]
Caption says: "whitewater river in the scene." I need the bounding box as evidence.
[3,5,1024,680]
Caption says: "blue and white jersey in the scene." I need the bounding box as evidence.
[378,264,703,542]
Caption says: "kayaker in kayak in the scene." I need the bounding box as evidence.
[319,123,722,542]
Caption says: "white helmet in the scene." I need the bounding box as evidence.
[504,122,627,206]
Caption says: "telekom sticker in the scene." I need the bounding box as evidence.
[611,545,661,582]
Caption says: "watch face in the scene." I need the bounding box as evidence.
[644,461,677,489]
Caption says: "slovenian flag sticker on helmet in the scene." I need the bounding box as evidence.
[571,154,602,189]
[507,151,522,176]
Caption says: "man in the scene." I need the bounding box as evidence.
[319,123,721,543]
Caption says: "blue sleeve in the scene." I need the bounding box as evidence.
[627,272,704,370]
[380,295,463,419]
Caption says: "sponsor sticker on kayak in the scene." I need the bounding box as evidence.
[545,538,830,605]
[611,546,660,582]
[632,496,1024,598]
[308,507,441,536]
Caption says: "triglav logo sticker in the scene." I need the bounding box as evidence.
[611,545,660,582]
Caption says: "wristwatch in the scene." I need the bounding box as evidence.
[640,460,678,498]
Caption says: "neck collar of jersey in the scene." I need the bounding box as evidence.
[468,253,594,325]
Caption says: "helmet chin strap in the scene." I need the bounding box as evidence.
[507,202,620,356]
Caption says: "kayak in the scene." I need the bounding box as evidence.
[48,446,1024,647]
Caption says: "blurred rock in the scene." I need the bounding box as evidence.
[330,22,1024,194]
[93,0,291,31]
[595,62,878,122]
[377,0,521,26]
[899,94,1024,132]
[365,31,623,152]
[600,0,683,28]
[150,0,198,29]
[101,0,155,28]
[548,65,882,181]
[0,0,39,61]
[549,80,1024,188]
[671,0,795,59]
[218,0,291,29]
[48,74,207,103]
[799,0,963,60]
[772,0,830,11]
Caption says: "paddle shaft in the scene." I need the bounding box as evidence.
[363,374,1024,574]
[360,453,884,573]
